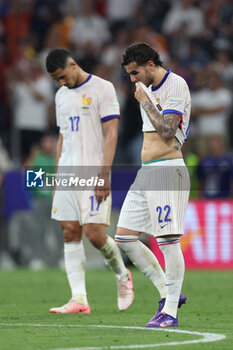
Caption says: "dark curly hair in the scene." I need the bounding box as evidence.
[122,42,163,68]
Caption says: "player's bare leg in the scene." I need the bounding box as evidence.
[84,223,134,311]
[49,221,90,314]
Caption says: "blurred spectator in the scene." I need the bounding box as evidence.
[198,135,233,198]
[118,83,142,165]
[0,137,14,269]
[100,25,131,88]
[163,0,205,38]
[165,57,193,88]
[3,0,33,63]
[30,0,63,51]
[182,143,199,199]
[50,16,74,49]
[0,0,231,167]
[162,0,205,61]
[37,15,74,67]
[0,0,232,249]
[106,0,142,26]
[28,132,63,267]
[0,44,8,136]
[0,137,13,188]
[212,50,233,90]
[29,131,57,200]
[69,0,111,71]
[205,0,233,52]
[37,26,64,68]
[5,132,62,268]
[60,0,82,18]
[0,1,11,18]
[180,39,210,73]
[143,0,171,33]
[192,66,232,157]
[13,34,37,64]
[8,59,54,164]
[131,24,170,64]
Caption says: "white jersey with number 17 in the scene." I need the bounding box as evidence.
[55,74,120,167]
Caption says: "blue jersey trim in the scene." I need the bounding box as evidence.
[72,74,92,89]
[101,115,120,123]
[184,123,190,142]
[151,70,171,91]
[162,109,183,116]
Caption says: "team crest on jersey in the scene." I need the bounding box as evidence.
[156,98,162,111]
[81,94,92,110]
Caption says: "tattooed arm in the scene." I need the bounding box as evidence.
[135,84,181,141]
[142,101,180,141]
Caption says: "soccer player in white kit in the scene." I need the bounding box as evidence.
[115,43,191,327]
[45,48,134,314]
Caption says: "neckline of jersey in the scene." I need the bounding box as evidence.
[72,74,92,89]
[151,69,171,91]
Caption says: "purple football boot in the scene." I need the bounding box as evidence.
[156,292,186,317]
[178,292,187,308]
[146,312,178,327]
[145,293,186,327]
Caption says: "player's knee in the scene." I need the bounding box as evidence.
[60,221,82,242]
[84,224,107,249]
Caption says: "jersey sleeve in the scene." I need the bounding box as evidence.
[99,82,120,123]
[162,78,187,125]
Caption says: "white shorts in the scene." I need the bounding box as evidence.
[117,158,190,237]
[51,190,111,225]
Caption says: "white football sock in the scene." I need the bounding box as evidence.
[157,237,185,318]
[64,242,88,305]
[115,235,166,298]
[99,236,128,282]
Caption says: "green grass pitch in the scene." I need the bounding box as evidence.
[0,268,232,350]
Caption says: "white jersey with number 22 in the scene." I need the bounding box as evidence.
[140,70,191,145]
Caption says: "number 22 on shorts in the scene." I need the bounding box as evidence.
[156,205,171,228]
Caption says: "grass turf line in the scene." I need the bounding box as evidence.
[0,269,231,350]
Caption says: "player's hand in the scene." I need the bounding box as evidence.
[94,173,110,203]
[134,84,150,104]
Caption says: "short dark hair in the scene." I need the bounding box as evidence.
[122,42,163,68]
[46,48,72,73]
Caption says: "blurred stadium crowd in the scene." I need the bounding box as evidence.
[0,0,233,268]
